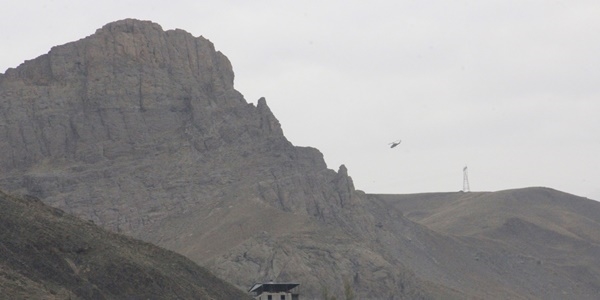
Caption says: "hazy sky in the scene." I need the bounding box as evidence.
[1,1,599,200]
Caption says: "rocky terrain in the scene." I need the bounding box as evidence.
[0,189,251,299]
[1,19,599,299]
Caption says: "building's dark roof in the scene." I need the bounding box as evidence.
[249,282,300,294]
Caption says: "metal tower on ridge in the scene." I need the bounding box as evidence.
[463,166,470,192]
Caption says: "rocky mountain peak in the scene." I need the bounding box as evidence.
[256,97,283,135]
[0,19,283,171]
[7,19,232,93]
[0,18,355,231]
[97,18,164,34]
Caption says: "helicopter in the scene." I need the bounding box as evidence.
[389,140,401,148]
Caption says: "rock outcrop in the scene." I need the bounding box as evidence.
[0,19,316,232]
[1,19,424,298]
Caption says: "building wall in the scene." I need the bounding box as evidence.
[255,292,293,300]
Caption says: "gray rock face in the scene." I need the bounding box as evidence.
[0,19,292,232]
[2,19,427,298]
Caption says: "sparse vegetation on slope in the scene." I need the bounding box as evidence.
[377,187,600,299]
[0,190,251,299]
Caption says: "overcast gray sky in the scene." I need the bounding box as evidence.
[2,0,599,200]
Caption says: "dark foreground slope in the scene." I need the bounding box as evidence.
[0,190,251,299]
[376,187,600,299]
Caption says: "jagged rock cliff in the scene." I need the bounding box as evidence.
[0,19,431,298]
[3,19,600,299]
[0,19,347,231]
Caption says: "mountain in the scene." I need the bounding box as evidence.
[0,18,435,299]
[1,19,599,299]
[0,189,251,299]
[376,188,600,298]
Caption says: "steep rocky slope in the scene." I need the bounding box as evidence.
[2,19,599,299]
[0,190,251,299]
[0,19,437,298]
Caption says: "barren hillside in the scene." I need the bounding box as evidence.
[0,190,251,299]
[377,188,600,298]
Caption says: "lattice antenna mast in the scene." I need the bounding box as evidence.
[463,166,470,192]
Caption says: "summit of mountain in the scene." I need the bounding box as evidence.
[2,19,600,299]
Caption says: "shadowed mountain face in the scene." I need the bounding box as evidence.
[1,19,600,299]
[0,190,251,299]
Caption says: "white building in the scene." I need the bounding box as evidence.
[248,281,300,300]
